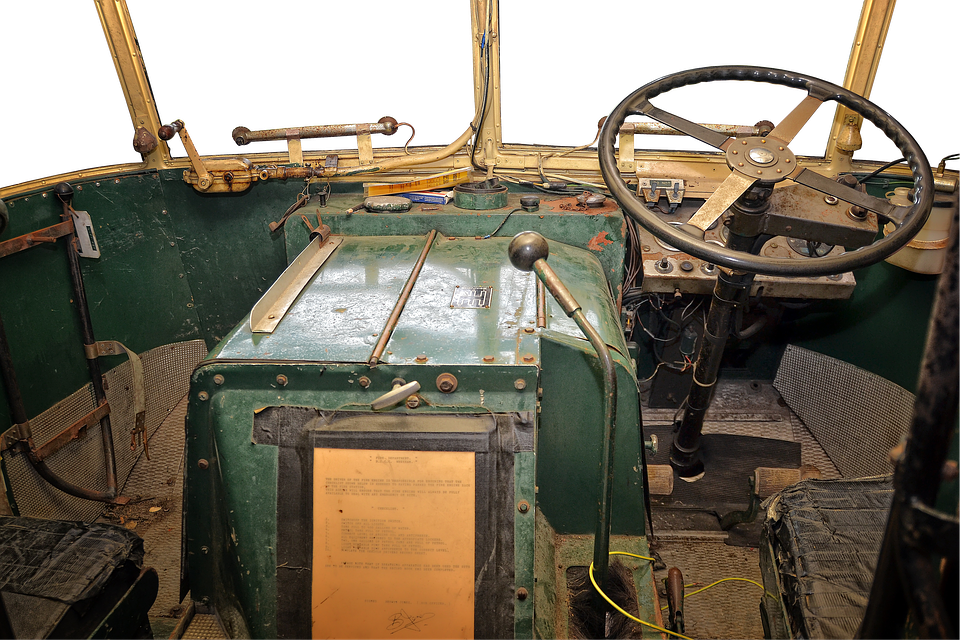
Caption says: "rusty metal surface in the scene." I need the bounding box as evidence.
[762,183,879,248]
[368,230,438,365]
[33,402,110,462]
[0,220,75,259]
[232,117,398,146]
[620,122,757,137]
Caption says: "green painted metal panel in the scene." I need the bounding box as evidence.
[0,173,200,421]
[537,332,644,536]
[285,192,627,294]
[384,235,540,366]
[212,235,428,363]
[159,171,294,348]
[186,361,536,637]
[514,450,536,638]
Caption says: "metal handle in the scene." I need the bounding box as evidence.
[507,231,619,596]
[371,380,420,411]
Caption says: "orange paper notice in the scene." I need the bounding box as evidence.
[312,448,475,639]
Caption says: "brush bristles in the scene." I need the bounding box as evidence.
[567,561,642,639]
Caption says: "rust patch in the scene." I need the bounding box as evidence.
[542,195,619,216]
[587,231,614,251]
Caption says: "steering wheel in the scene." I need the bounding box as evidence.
[598,66,934,277]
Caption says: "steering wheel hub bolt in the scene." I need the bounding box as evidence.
[748,147,776,165]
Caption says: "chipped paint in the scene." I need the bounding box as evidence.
[587,231,614,252]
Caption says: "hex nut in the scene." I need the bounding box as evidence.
[436,373,458,393]
[213,374,225,385]
[358,376,371,388]
[517,500,530,513]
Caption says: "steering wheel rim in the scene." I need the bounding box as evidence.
[598,66,934,277]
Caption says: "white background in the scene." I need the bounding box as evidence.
[1,1,956,189]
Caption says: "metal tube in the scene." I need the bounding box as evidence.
[536,279,546,328]
[619,122,757,137]
[0,310,121,503]
[670,218,758,476]
[62,203,120,496]
[534,259,618,593]
[233,118,398,146]
[368,230,438,366]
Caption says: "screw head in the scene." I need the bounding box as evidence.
[358,376,371,388]
[276,375,288,386]
[514,379,527,390]
[483,355,495,363]
[213,374,224,385]
[516,587,528,600]
[522,355,535,363]
[824,195,839,205]
[405,396,420,409]
[201,546,209,555]
[523,327,535,334]
[198,391,209,401]
[517,500,530,513]
[415,354,428,363]
[198,459,209,470]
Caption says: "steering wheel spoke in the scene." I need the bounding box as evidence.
[598,66,933,277]
[686,171,758,236]
[769,95,824,145]
[630,99,732,151]
[791,168,906,224]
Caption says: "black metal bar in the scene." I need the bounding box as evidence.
[670,197,763,477]
[60,194,120,496]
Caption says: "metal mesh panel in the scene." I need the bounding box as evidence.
[2,340,206,521]
[653,540,765,639]
[183,614,227,640]
[774,345,914,479]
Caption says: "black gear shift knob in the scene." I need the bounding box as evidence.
[508,231,549,272]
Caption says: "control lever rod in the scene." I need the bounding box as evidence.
[508,231,618,597]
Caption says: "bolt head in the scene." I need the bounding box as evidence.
[514,379,527,390]
[198,459,209,470]
[483,356,495,363]
[358,376,371,388]
[516,587,529,600]
[276,375,288,386]
[213,374,224,385]
[436,373,458,393]
[198,391,209,401]
[415,354,428,363]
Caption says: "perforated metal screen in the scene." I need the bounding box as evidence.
[2,340,207,521]
[774,345,914,479]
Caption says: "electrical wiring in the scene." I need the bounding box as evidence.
[588,551,771,639]
[588,560,693,640]
[470,0,493,172]
[483,208,522,239]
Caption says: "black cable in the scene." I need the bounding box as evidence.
[857,157,906,184]
[470,29,492,172]
[483,208,522,239]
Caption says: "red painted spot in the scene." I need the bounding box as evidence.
[587,231,614,251]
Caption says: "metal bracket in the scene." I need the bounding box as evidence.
[250,234,344,333]
[33,402,111,462]
[70,210,100,258]
[638,178,685,211]
[0,421,31,453]
[83,340,147,456]
[0,219,75,260]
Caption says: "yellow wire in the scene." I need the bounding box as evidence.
[660,577,773,610]
[609,550,656,563]
[588,561,693,640]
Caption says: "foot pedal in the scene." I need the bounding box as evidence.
[754,465,821,499]
[647,465,675,495]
